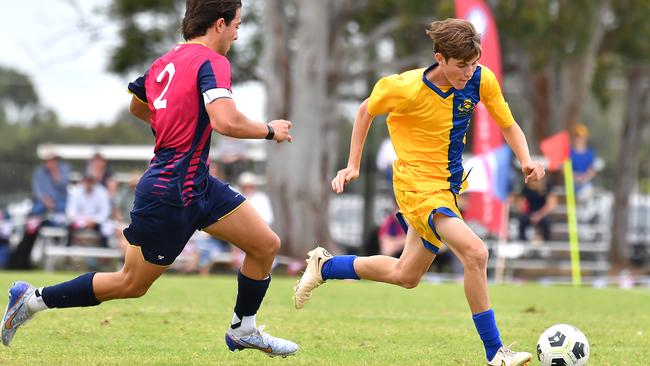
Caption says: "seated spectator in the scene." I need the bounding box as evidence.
[87,152,118,198]
[29,145,70,217]
[376,137,397,191]
[112,172,139,254]
[517,176,557,242]
[66,174,112,247]
[0,210,12,268]
[378,210,406,258]
[570,123,599,222]
[214,136,249,183]
[230,172,274,269]
[184,232,230,276]
[238,172,273,224]
[7,145,70,270]
[570,124,596,199]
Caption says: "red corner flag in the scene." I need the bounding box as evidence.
[540,131,570,171]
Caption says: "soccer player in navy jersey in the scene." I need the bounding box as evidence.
[2,0,298,357]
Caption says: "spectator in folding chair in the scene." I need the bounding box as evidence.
[378,209,406,258]
[7,145,70,270]
[66,174,112,248]
[517,175,557,243]
[86,152,118,199]
[112,172,140,254]
[0,209,12,268]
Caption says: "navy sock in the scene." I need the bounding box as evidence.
[321,255,359,280]
[472,309,503,361]
[41,272,101,309]
[233,271,270,321]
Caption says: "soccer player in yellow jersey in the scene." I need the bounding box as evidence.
[294,18,544,366]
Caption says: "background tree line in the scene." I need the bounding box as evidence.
[0,0,648,269]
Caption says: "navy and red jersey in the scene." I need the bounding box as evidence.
[128,42,233,207]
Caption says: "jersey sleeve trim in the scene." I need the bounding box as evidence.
[127,73,148,103]
[128,89,148,105]
[203,88,233,105]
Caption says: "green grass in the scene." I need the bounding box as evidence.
[0,272,648,365]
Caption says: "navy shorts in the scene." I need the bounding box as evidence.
[123,176,246,266]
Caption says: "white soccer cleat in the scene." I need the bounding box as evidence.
[293,246,332,309]
[225,326,298,357]
[487,344,532,366]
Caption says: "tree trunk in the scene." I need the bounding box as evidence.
[265,1,335,257]
[530,68,551,146]
[609,67,650,270]
[562,0,608,132]
[260,0,291,120]
[523,1,608,141]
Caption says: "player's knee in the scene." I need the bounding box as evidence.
[253,232,281,258]
[463,244,489,271]
[269,233,281,255]
[398,278,420,289]
[124,283,150,298]
[117,273,152,298]
[395,271,421,289]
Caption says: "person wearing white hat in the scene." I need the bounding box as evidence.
[237,172,274,225]
[7,144,70,269]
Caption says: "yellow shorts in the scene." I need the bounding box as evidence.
[394,188,463,253]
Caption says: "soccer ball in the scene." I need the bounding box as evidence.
[536,324,590,366]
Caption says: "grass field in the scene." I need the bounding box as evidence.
[0,272,648,365]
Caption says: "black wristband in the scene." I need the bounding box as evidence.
[265,124,275,140]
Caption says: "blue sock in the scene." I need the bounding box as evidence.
[41,272,101,308]
[233,271,270,321]
[472,309,503,361]
[321,255,359,280]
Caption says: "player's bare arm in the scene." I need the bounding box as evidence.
[207,98,292,143]
[501,123,545,183]
[332,98,374,194]
[129,96,151,124]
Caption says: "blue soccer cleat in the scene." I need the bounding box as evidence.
[225,325,298,357]
[2,281,36,346]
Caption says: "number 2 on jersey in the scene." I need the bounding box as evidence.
[153,63,176,110]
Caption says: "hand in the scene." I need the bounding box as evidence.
[530,212,542,225]
[42,196,55,211]
[331,167,360,194]
[522,160,545,184]
[268,119,292,143]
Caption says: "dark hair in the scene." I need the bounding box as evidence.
[426,18,482,62]
[182,0,242,41]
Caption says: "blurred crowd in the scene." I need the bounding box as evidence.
[5,147,131,270]
[1,140,271,274]
[363,123,602,272]
[0,123,602,272]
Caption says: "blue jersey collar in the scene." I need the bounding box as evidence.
[422,63,455,99]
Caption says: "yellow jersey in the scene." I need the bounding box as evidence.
[367,63,515,193]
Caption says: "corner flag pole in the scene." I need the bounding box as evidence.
[563,160,581,286]
[494,197,510,284]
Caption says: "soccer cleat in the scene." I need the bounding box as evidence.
[487,344,532,366]
[225,326,298,357]
[2,281,36,346]
[293,246,332,309]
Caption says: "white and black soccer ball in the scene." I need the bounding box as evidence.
[536,324,590,366]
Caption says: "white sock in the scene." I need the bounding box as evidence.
[230,313,257,337]
[26,287,48,313]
